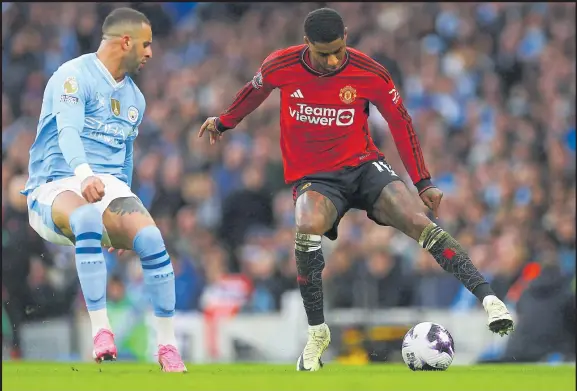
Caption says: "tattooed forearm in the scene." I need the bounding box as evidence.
[107,197,151,217]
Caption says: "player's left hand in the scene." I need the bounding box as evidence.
[420,187,443,219]
[198,117,222,145]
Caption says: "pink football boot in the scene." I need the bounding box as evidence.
[92,329,118,363]
[158,344,187,372]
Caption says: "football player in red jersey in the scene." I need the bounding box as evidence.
[199,8,514,370]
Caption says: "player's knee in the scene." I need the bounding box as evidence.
[69,204,103,236]
[132,225,164,255]
[408,211,431,229]
[406,212,432,241]
[295,213,329,236]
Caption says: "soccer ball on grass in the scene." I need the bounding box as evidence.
[401,322,455,371]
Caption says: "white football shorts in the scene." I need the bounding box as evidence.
[26,174,136,247]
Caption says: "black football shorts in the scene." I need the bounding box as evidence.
[292,158,404,240]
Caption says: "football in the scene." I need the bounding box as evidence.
[401,322,455,371]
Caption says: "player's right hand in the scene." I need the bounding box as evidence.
[198,117,222,145]
[106,247,126,256]
[419,187,443,220]
[81,176,105,203]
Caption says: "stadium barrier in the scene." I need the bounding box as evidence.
[168,291,508,365]
[8,291,510,364]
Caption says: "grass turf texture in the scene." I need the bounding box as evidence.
[2,362,575,391]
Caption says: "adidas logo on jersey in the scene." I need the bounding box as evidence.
[290,89,304,98]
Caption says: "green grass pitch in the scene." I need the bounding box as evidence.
[2,362,575,391]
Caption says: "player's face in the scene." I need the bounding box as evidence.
[124,22,152,75]
[305,31,347,73]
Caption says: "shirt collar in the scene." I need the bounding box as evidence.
[92,53,127,89]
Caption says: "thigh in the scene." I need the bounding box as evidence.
[52,191,90,239]
[27,175,148,248]
[356,158,404,213]
[292,178,349,241]
[103,196,155,250]
[369,180,432,241]
[89,174,154,249]
[27,177,86,246]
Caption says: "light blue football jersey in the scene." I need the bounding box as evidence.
[24,53,145,195]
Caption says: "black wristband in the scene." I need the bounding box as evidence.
[415,178,435,194]
[215,118,232,133]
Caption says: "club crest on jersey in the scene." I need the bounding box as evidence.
[127,106,139,123]
[339,86,357,104]
[111,99,121,116]
[63,77,78,94]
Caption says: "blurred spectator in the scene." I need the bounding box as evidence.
[501,255,576,363]
[2,175,77,355]
[106,275,149,361]
[199,246,252,315]
[412,250,462,308]
[170,244,204,312]
[150,154,186,218]
[357,249,412,309]
[219,164,274,268]
[324,247,358,309]
[239,241,287,312]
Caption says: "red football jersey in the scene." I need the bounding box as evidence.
[218,44,431,186]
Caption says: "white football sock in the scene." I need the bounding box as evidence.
[482,295,498,307]
[309,323,327,333]
[89,308,112,337]
[156,316,178,347]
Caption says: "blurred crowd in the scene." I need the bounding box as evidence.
[2,2,575,357]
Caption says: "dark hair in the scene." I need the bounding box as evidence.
[304,8,345,44]
[102,7,150,35]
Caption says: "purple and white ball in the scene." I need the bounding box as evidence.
[401,322,455,371]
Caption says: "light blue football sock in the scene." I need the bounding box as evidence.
[133,226,175,317]
[69,204,107,311]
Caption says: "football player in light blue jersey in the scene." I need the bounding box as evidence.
[22,8,186,372]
